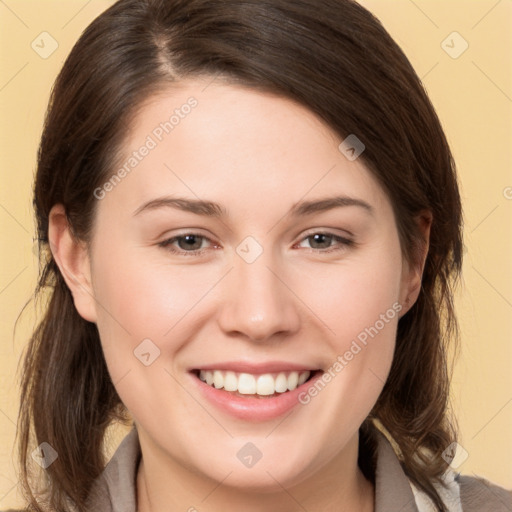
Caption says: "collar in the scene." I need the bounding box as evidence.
[86,426,419,512]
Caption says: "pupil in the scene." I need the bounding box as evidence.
[181,235,201,250]
[311,234,331,248]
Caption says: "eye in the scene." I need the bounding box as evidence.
[158,230,354,257]
[158,233,215,256]
[296,232,354,253]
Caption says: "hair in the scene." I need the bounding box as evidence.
[17,0,463,510]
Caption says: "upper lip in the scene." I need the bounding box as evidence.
[190,361,319,374]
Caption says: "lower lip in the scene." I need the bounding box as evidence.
[190,371,323,421]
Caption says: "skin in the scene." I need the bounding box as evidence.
[49,79,430,512]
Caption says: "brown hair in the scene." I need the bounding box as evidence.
[18,0,462,510]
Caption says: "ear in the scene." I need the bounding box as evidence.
[399,210,432,316]
[48,204,97,323]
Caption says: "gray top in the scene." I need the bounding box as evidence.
[3,427,510,511]
[83,426,511,512]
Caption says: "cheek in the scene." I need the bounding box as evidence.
[303,244,403,347]
[89,238,220,368]
[297,240,403,411]
[92,241,198,327]
[296,267,400,450]
[88,241,205,422]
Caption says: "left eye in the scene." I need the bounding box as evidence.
[158,231,353,256]
[296,232,353,252]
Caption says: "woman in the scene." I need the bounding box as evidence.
[12,0,511,511]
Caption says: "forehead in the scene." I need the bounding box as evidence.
[100,80,392,222]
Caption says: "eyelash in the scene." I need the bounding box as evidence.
[158,231,354,256]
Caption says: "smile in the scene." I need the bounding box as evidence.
[197,369,312,396]
[190,365,323,421]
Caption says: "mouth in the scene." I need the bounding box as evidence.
[189,365,323,421]
[191,368,320,398]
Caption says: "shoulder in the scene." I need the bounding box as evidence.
[371,428,511,512]
[458,473,511,512]
[411,470,511,512]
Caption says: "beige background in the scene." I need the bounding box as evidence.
[1,0,511,508]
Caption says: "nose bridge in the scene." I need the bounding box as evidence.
[217,238,300,341]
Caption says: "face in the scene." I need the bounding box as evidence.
[53,79,423,492]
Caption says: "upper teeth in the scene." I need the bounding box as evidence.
[198,370,311,395]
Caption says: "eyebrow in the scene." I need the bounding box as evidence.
[133,195,374,218]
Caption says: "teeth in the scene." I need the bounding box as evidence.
[198,370,311,396]
[213,370,224,389]
[223,371,238,391]
[275,373,288,393]
[256,374,275,395]
[287,372,298,390]
[238,373,256,394]
[298,371,309,386]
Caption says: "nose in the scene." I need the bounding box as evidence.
[217,246,301,343]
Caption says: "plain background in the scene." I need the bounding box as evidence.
[0,0,511,508]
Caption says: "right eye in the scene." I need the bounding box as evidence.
[158,233,217,256]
